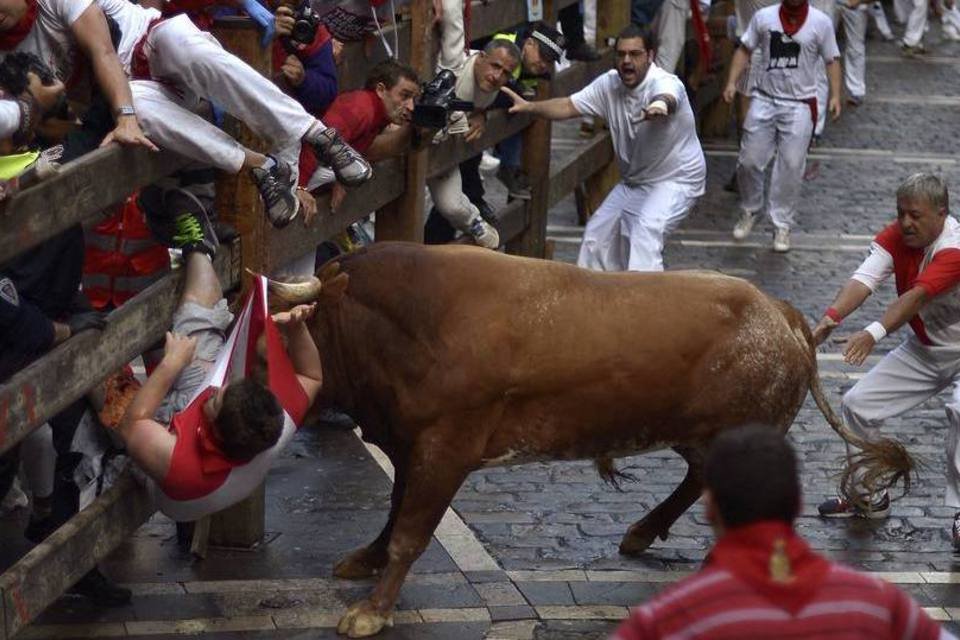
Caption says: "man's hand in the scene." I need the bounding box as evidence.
[722,83,737,104]
[465,112,486,143]
[296,187,317,226]
[281,54,305,87]
[162,331,197,370]
[26,73,65,115]
[331,38,344,65]
[811,315,839,346]
[66,310,108,337]
[501,86,532,114]
[842,330,875,366]
[100,116,159,151]
[330,182,347,212]
[643,99,669,120]
[829,96,842,121]
[272,302,316,326]
[275,5,294,37]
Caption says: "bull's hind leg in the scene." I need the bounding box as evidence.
[620,446,705,556]
[334,446,409,579]
[337,431,479,638]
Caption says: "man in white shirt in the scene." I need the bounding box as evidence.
[812,174,960,551]
[723,0,841,252]
[0,0,372,227]
[503,24,706,272]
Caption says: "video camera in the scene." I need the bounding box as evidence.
[411,70,474,129]
[284,4,322,52]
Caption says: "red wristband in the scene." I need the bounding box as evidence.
[825,307,843,323]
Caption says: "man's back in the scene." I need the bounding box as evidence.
[613,563,942,639]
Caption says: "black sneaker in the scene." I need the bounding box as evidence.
[566,42,601,61]
[141,187,219,258]
[312,128,372,188]
[818,493,891,519]
[251,156,300,228]
[67,568,132,607]
[497,166,532,200]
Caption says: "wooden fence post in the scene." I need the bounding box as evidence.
[375,0,430,242]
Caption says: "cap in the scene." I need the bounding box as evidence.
[528,22,566,63]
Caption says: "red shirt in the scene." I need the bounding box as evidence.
[612,521,942,640]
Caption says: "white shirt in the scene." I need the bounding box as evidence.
[0,101,20,139]
[570,65,706,190]
[740,4,840,101]
[6,0,159,81]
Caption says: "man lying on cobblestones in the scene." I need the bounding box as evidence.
[611,425,952,640]
[0,0,372,227]
[504,23,705,272]
[812,174,960,548]
[724,0,841,252]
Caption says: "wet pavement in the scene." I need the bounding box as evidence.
[8,17,960,640]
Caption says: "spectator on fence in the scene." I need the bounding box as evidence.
[610,425,951,640]
[503,24,705,273]
[272,1,339,117]
[0,0,373,230]
[724,0,841,253]
[429,0,519,249]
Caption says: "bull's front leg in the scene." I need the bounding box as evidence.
[337,434,477,638]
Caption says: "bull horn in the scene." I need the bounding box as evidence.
[250,269,323,304]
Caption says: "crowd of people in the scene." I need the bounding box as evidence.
[0,0,958,634]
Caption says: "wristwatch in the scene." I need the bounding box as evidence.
[114,105,136,118]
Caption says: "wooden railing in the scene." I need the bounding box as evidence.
[0,0,628,636]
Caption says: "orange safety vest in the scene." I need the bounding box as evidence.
[82,194,170,310]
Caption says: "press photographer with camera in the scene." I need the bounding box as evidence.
[424,0,519,249]
[272,0,339,116]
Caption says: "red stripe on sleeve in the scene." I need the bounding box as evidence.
[914,247,960,298]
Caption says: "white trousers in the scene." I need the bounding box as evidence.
[814,59,828,137]
[654,0,689,74]
[737,94,813,231]
[841,6,868,99]
[902,0,928,46]
[842,336,960,507]
[942,1,960,30]
[893,0,911,23]
[132,15,314,173]
[427,167,480,233]
[577,180,700,272]
[870,1,894,38]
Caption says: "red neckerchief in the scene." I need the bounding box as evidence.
[779,0,809,37]
[0,0,38,51]
[193,387,250,473]
[706,520,831,615]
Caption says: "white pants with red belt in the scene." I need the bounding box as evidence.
[737,94,813,231]
[130,15,316,174]
[577,180,702,272]
[842,335,960,507]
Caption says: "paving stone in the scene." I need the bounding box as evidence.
[568,581,663,607]
[514,582,576,607]
[488,605,539,622]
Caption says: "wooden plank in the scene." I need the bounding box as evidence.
[426,112,532,179]
[0,146,186,266]
[596,0,630,41]
[0,471,154,640]
[496,199,529,244]
[546,132,613,209]
[268,159,404,267]
[0,244,240,456]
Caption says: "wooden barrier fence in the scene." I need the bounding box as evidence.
[0,0,627,636]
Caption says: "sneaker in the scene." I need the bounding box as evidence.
[566,42,601,61]
[497,166,532,200]
[773,227,791,253]
[732,212,756,240]
[465,216,500,249]
[944,23,960,41]
[67,567,132,607]
[952,512,960,552]
[251,157,299,228]
[818,493,891,519]
[141,187,219,258]
[312,128,372,187]
[846,95,864,107]
[477,200,499,225]
[901,42,927,57]
[479,150,501,175]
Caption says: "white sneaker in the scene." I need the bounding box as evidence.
[466,216,500,249]
[732,212,756,240]
[773,228,791,253]
[944,23,960,41]
[479,150,500,175]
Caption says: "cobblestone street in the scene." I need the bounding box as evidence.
[14,20,960,640]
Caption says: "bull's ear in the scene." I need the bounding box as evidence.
[317,259,341,283]
[320,272,349,303]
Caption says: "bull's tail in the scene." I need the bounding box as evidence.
[808,354,914,505]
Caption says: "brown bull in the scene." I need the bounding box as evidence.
[268,241,912,638]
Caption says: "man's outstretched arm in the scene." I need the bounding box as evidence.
[272,304,323,404]
[501,86,581,121]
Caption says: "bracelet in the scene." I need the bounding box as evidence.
[825,307,843,324]
[864,321,887,343]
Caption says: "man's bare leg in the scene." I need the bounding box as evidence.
[181,253,222,310]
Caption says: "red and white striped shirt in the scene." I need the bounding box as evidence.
[852,216,960,346]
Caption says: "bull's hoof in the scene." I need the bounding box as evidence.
[337,600,393,638]
[333,546,388,579]
[619,527,657,557]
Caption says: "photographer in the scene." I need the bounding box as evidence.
[273,0,339,117]
[427,0,520,249]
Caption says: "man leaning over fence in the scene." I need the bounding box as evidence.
[0,0,372,228]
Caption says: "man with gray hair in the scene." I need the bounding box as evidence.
[811,174,960,548]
